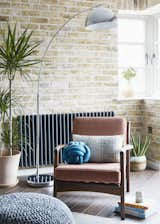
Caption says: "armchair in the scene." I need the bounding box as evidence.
[54,117,132,220]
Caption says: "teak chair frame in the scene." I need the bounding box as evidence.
[54,120,132,220]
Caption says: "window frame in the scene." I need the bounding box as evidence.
[118,14,148,98]
[117,13,160,98]
[150,13,160,97]
[145,15,158,97]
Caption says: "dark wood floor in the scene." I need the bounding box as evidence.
[0,169,160,223]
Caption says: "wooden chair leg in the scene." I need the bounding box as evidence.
[126,121,131,193]
[54,179,57,197]
[126,150,130,192]
[120,186,125,220]
[120,151,125,220]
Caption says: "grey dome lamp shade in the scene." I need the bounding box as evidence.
[85,7,117,30]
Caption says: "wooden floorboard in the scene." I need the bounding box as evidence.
[0,169,160,223]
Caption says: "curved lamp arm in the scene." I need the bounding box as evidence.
[36,4,102,176]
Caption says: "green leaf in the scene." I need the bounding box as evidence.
[131,133,151,157]
[0,24,41,78]
[122,67,136,81]
[131,135,137,156]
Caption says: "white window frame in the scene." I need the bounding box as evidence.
[118,14,147,97]
[149,14,160,97]
[118,13,160,98]
[145,15,158,97]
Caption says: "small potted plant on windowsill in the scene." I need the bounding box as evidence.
[121,67,136,98]
[130,133,151,171]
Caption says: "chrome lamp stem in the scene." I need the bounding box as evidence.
[28,4,102,187]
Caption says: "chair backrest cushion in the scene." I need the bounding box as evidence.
[72,117,127,163]
[73,117,127,136]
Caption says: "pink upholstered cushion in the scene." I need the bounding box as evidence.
[55,163,120,184]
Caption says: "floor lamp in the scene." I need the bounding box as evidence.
[27,5,117,187]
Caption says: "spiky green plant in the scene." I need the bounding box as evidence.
[0,89,20,149]
[1,118,20,150]
[131,134,151,157]
[122,67,136,81]
[0,24,41,155]
[0,89,10,123]
[0,88,18,121]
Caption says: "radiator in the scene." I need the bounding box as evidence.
[19,111,114,168]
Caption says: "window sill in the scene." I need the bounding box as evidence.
[114,97,160,101]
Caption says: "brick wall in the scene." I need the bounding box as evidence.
[148,0,160,7]
[0,0,143,121]
[141,0,160,167]
[0,0,146,153]
[0,0,118,115]
[142,100,160,168]
[2,0,160,166]
[141,1,160,167]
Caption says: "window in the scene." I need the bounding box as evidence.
[155,16,160,97]
[118,13,160,98]
[145,15,160,97]
[118,12,160,98]
[118,16,146,97]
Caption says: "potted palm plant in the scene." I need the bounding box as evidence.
[131,134,151,171]
[0,89,10,151]
[0,24,40,186]
[122,67,136,97]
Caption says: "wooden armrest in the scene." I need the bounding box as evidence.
[54,144,65,168]
[120,144,132,192]
[121,144,133,153]
[55,144,65,152]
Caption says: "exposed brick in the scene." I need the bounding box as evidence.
[22,10,40,16]
[148,0,160,7]
[31,17,48,23]
[0,0,157,161]
[0,16,9,21]
[40,0,57,4]
[0,2,10,8]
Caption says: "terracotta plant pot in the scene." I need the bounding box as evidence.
[0,150,21,187]
[130,156,147,171]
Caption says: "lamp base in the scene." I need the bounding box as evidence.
[27,174,53,187]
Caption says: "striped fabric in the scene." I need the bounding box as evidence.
[73,135,123,163]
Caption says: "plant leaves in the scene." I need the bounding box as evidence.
[0,24,41,79]
[131,133,151,157]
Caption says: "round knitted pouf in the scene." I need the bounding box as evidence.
[0,192,75,224]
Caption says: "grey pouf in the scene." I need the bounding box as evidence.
[0,192,75,224]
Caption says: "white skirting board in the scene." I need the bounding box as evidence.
[147,159,160,171]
